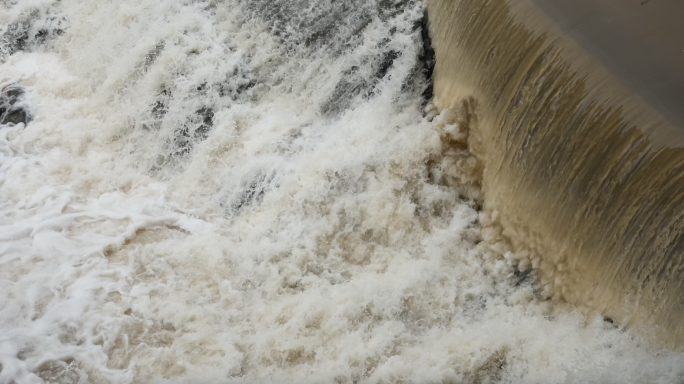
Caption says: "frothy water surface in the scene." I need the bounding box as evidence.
[1,1,684,383]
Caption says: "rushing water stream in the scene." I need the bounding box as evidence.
[1,0,684,383]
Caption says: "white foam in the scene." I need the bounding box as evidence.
[0,1,683,383]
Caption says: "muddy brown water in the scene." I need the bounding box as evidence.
[428,0,684,348]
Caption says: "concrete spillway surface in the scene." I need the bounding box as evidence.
[532,0,684,130]
[428,0,684,347]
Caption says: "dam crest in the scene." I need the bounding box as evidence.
[429,0,684,348]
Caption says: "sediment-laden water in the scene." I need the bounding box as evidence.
[1,1,684,383]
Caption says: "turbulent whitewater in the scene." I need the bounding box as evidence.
[0,0,683,383]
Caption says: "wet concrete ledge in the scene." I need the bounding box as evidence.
[531,0,684,130]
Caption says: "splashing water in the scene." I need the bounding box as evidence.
[1,0,683,383]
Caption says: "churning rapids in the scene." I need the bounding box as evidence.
[1,0,684,383]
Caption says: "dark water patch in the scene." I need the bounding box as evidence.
[231,176,266,214]
[0,84,32,126]
[320,65,369,116]
[218,76,258,101]
[141,41,165,71]
[417,9,435,104]
[141,88,171,132]
[194,106,214,141]
[172,106,215,157]
[144,85,218,160]
[374,50,401,85]
[514,268,534,287]
[152,89,171,120]
[0,5,66,61]
[215,67,259,102]
[225,171,277,215]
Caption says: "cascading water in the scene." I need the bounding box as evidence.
[1,0,684,383]
[428,0,684,350]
